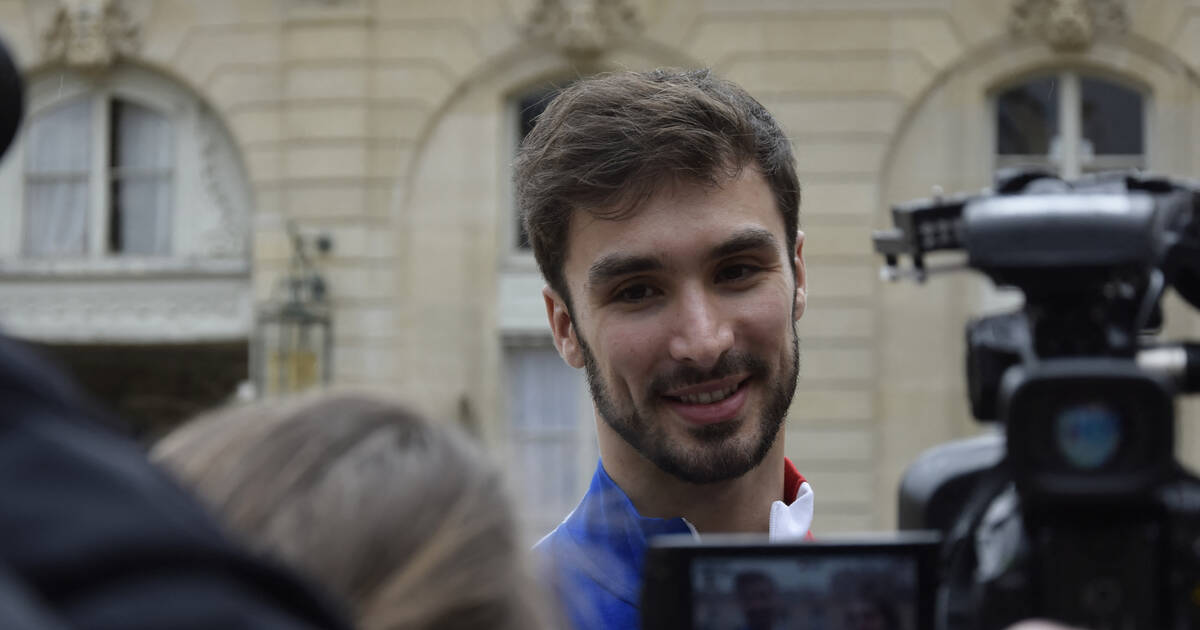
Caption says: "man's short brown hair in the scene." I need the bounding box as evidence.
[514,68,800,305]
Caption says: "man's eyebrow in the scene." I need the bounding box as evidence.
[711,228,780,259]
[586,254,664,290]
[584,228,781,289]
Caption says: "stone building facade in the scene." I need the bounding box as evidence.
[2,0,1199,535]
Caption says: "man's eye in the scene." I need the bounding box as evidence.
[716,264,761,283]
[615,284,658,303]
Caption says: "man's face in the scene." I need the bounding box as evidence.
[544,168,806,484]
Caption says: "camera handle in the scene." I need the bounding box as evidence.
[937,463,1020,630]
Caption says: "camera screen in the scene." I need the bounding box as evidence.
[689,554,919,630]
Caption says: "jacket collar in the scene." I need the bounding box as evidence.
[556,457,814,605]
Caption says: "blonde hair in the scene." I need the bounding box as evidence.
[153,391,555,630]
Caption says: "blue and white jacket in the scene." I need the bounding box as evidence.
[534,458,815,630]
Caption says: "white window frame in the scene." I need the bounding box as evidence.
[993,70,1146,179]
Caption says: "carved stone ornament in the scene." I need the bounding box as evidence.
[43,0,141,71]
[1009,0,1129,52]
[525,0,641,58]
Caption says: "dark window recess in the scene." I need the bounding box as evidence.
[996,76,1059,155]
[108,101,123,253]
[515,84,572,249]
[1081,77,1143,155]
[32,342,250,441]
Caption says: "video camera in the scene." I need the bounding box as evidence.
[877,169,1200,630]
[642,170,1200,630]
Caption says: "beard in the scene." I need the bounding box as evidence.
[576,322,800,485]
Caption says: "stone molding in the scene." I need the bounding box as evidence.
[0,277,252,343]
[43,0,141,71]
[1009,0,1129,53]
[525,0,641,58]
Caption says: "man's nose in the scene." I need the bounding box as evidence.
[667,286,733,368]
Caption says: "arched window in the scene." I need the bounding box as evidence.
[0,65,250,264]
[0,65,254,435]
[24,96,173,257]
[995,72,1145,178]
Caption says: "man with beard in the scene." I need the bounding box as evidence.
[515,69,813,630]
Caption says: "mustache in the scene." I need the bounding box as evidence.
[648,352,770,397]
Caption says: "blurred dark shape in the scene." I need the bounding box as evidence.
[0,566,68,630]
[0,35,21,162]
[32,341,248,440]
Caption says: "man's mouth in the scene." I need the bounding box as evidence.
[661,377,751,426]
[668,383,741,405]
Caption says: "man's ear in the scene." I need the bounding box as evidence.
[544,286,585,369]
[793,230,807,320]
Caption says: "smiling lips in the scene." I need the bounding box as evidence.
[663,377,750,426]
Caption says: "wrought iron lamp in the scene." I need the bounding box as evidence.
[251,223,333,396]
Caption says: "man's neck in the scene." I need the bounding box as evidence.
[596,418,786,534]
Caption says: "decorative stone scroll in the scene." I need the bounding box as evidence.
[525,0,641,58]
[43,0,141,71]
[1009,0,1129,53]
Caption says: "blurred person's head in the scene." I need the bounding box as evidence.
[734,570,780,630]
[152,391,554,630]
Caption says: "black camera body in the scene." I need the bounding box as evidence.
[877,170,1200,629]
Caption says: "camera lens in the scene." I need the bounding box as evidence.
[1054,403,1123,470]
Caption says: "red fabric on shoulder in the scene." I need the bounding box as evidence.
[782,457,806,504]
[784,457,815,539]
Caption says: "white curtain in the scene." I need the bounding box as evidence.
[114,101,171,255]
[506,345,586,536]
[24,99,91,256]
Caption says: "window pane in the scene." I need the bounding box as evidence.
[112,100,172,254]
[26,98,92,173]
[24,98,92,256]
[996,76,1059,155]
[114,176,171,255]
[514,83,571,249]
[24,178,89,256]
[1080,77,1143,155]
[113,100,171,169]
[518,86,563,141]
[506,345,583,431]
[505,345,585,537]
